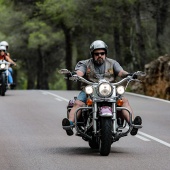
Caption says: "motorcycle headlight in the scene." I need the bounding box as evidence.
[85,85,93,94]
[98,83,112,97]
[0,63,6,69]
[117,86,125,95]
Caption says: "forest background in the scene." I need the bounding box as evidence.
[0,0,169,90]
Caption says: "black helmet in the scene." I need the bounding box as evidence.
[90,40,108,55]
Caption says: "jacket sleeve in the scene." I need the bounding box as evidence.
[75,60,87,74]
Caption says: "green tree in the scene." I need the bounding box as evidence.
[37,0,79,89]
[0,0,169,90]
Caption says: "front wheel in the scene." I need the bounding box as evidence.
[99,118,112,156]
[0,73,6,96]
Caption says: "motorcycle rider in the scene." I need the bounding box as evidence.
[0,46,16,85]
[62,40,142,136]
[0,41,16,87]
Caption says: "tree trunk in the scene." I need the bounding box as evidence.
[154,0,169,55]
[121,0,133,70]
[134,0,146,70]
[62,26,73,90]
[26,57,36,89]
[113,26,121,64]
[36,46,49,89]
[27,74,35,89]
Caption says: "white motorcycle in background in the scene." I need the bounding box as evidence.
[0,60,12,96]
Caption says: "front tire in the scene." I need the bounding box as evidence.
[0,73,6,96]
[99,118,112,156]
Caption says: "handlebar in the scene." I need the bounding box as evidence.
[59,69,145,86]
[0,60,10,65]
[72,71,145,85]
[70,75,96,85]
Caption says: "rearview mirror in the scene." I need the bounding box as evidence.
[13,59,17,62]
[58,69,71,74]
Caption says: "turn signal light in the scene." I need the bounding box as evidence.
[86,99,93,106]
[117,99,123,106]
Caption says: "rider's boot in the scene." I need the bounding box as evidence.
[62,118,74,136]
[130,116,142,136]
[10,83,16,89]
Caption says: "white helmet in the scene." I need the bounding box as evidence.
[0,41,9,48]
[90,40,108,55]
[0,46,6,52]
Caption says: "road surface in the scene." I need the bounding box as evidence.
[0,90,169,170]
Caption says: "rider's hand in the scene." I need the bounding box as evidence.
[127,73,138,79]
[66,72,72,78]
[10,62,17,67]
[132,74,138,79]
[65,71,77,79]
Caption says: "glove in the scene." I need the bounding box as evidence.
[66,72,72,78]
[66,71,76,78]
[127,73,138,79]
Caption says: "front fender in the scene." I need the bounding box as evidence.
[99,106,112,117]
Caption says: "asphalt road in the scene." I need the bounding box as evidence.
[0,90,169,170]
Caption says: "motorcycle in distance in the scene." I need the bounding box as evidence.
[0,59,16,96]
[59,69,145,156]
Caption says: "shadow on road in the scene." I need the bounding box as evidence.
[44,146,130,156]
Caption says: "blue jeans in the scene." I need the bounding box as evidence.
[5,68,13,84]
[77,91,87,103]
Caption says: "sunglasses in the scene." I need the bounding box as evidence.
[0,50,5,52]
[94,52,105,56]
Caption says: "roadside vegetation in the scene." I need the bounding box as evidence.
[0,0,169,90]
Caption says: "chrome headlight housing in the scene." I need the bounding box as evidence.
[117,86,125,95]
[85,85,93,94]
[98,83,112,97]
[0,63,6,69]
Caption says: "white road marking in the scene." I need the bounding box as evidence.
[42,91,170,148]
[55,98,62,101]
[41,91,69,102]
[126,92,170,104]
[135,135,150,141]
[138,131,170,148]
